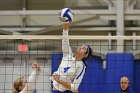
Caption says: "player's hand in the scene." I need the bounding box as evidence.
[53,74,60,83]
[75,90,78,93]
[59,16,68,22]
[63,22,69,30]
[32,62,41,73]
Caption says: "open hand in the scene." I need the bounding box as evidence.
[32,62,41,73]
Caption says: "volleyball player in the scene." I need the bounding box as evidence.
[118,76,134,93]
[51,21,92,93]
[12,62,41,93]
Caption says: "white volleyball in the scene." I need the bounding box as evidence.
[60,8,74,22]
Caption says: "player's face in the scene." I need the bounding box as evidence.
[120,79,129,90]
[19,78,27,91]
[76,45,88,58]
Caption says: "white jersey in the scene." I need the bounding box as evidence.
[20,70,39,93]
[52,30,86,92]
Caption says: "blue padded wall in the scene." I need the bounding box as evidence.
[134,60,140,93]
[51,54,63,74]
[106,53,134,93]
[78,55,106,93]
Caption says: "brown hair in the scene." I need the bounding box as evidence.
[12,77,24,93]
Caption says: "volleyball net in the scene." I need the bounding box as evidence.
[0,35,139,93]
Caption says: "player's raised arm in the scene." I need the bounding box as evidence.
[12,62,41,93]
[59,8,74,57]
[62,22,73,57]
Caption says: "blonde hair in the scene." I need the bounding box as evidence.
[13,77,24,93]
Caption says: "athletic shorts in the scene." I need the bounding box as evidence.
[52,90,73,93]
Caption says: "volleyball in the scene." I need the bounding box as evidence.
[59,8,74,23]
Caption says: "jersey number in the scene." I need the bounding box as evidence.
[64,67,70,73]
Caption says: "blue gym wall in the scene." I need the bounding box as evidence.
[134,60,140,93]
[78,55,106,93]
[51,53,139,93]
[106,53,134,93]
[51,54,63,73]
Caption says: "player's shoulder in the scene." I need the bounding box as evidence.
[76,61,85,67]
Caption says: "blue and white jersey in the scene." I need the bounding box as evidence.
[52,30,86,92]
